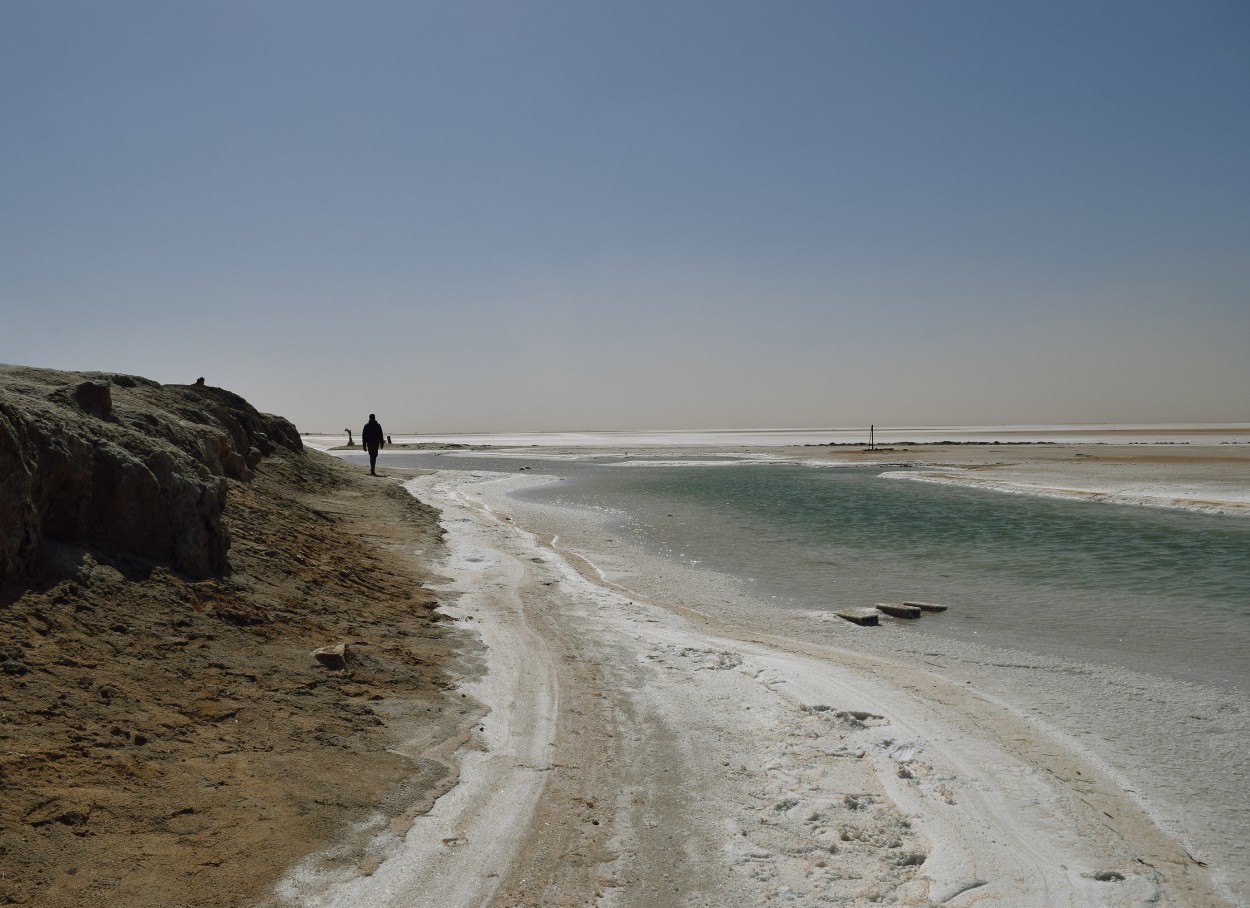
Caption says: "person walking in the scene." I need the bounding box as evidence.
[362,414,385,475]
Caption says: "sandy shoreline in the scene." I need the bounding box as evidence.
[0,367,491,908]
[279,444,1247,907]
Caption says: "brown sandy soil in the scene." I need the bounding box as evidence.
[0,452,477,908]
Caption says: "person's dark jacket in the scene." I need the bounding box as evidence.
[362,420,384,449]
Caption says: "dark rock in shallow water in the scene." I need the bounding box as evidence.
[836,607,883,626]
[903,601,949,613]
[0,365,302,580]
[876,603,922,619]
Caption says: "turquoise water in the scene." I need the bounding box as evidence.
[385,453,1250,689]
[556,464,1250,689]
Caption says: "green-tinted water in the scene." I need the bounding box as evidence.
[386,452,1250,688]
[534,463,1250,688]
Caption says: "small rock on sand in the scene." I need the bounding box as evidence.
[312,642,347,669]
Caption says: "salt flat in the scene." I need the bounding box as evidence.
[279,456,1236,907]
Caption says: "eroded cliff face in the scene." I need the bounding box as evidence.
[0,365,302,579]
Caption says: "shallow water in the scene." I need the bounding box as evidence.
[378,452,1250,690]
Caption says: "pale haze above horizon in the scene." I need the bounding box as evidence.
[2,1,1247,433]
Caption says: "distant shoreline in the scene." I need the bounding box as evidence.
[326,439,1250,518]
[302,423,1250,451]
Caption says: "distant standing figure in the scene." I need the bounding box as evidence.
[362,414,385,476]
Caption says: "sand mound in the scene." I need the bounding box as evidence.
[0,366,475,907]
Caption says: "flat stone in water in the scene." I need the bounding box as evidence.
[836,607,882,626]
[903,601,949,612]
[877,603,922,619]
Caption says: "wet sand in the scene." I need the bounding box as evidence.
[278,442,1247,907]
[0,450,477,908]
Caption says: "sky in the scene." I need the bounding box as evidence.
[2,0,1248,433]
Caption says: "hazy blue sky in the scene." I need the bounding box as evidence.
[3,1,1247,432]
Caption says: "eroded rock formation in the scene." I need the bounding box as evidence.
[0,365,301,579]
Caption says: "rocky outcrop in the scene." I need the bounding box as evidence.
[0,365,302,579]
